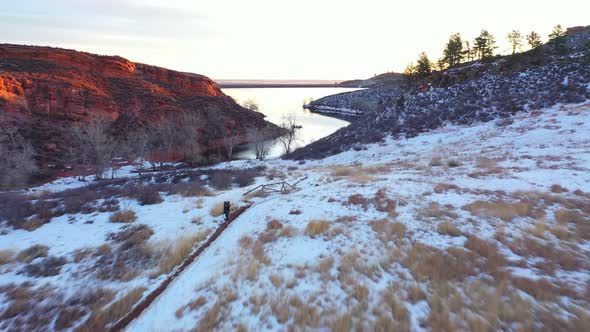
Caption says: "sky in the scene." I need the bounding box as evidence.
[1,0,588,80]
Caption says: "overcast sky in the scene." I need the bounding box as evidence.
[1,0,588,80]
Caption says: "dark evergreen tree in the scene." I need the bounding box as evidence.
[415,52,432,78]
[526,31,543,49]
[548,25,567,51]
[402,62,416,87]
[474,30,497,59]
[442,33,464,67]
[507,30,523,54]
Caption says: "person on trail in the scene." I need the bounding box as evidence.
[223,201,231,222]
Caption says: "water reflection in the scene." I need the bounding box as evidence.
[223,87,359,159]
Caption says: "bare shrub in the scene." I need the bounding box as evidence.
[550,184,568,193]
[16,245,49,263]
[437,221,462,237]
[266,219,283,231]
[98,225,155,280]
[109,209,137,223]
[278,114,301,154]
[135,186,163,205]
[210,172,233,191]
[21,256,67,277]
[304,220,331,238]
[0,250,15,265]
[433,183,460,194]
[233,169,260,187]
[346,194,370,210]
[374,188,398,217]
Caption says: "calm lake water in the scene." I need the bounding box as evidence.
[223,87,359,159]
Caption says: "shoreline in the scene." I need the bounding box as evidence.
[219,83,344,89]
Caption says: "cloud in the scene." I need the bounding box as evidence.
[0,0,210,44]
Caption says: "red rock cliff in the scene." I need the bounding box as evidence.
[0,44,277,165]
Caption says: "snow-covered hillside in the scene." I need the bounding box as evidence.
[2,102,589,331]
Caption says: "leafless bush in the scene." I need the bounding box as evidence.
[210,172,233,190]
[278,114,301,154]
[16,245,49,263]
[69,115,118,180]
[346,194,370,210]
[0,121,37,190]
[135,185,163,205]
[247,128,272,160]
[98,225,155,280]
[21,256,67,277]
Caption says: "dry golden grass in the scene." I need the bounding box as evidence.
[269,274,283,288]
[195,197,204,209]
[419,202,459,220]
[526,220,547,239]
[370,219,407,243]
[239,235,253,249]
[304,220,331,238]
[462,199,536,222]
[317,256,334,281]
[16,244,48,263]
[0,249,15,265]
[270,296,290,323]
[330,313,353,331]
[245,260,260,281]
[210,202,225,217]
[330,166,354,177]
[244,190,269,200]
[353,284,369,303]
[210,201,238,217]
[280,226,298,238]
[109,209,137,223]
[433,183,460,194]
[154,230,210,275]
[550,184,568,193]
[76,287,145,332]
[437,221,462,237]
[407,285,426,303]
[266,219,283,230]
[194,302,222,332]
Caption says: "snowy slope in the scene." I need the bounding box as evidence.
[121,102,590,331]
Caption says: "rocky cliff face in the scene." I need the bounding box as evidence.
[0,44,277,165]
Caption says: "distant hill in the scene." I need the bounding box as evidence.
[337,72,403,88]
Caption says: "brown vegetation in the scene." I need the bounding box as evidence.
[304,220,331,238]
[109,209,137,223]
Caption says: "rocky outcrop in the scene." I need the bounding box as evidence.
[0,44,278,165]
